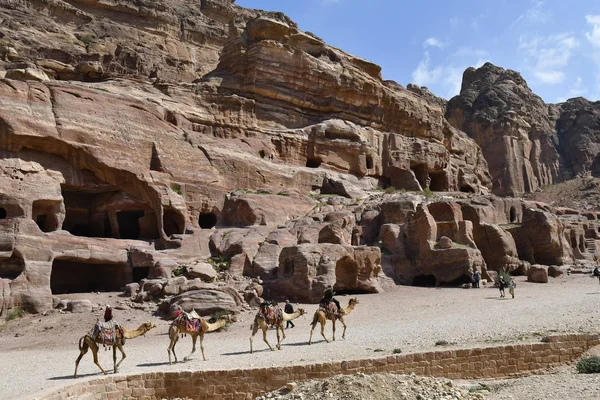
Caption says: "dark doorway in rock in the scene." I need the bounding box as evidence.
[509,206,517,223]
[163,208,185,237]
[0,208,6,219]
[199,212,217,229]
[366,155,374,170]
[32,200,61,232]
[412,274,436,287]
[428,171,447,191]
[150,144,164,172]
[442,274,473,287]
[0,251,25,280]
[306,157,322,168]
[460,185,475,193]
[50,259,131,294]
[132,266,149,283]
[117,210,144,239]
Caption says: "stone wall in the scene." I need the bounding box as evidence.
[35,333,600,400]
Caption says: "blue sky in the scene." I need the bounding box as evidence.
[236,0,600,103]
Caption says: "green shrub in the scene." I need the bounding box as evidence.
[577,356,600,373]
[208,256,229,272]
[384,186,397,194]
[392,348,402,354]
[7,307,25,321]
[422,187,434,198]
[171,186,182,195]
[77,33,95,45]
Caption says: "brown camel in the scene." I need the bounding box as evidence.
[167,314,230,365]
[250,307,306,353]
[309,297,359,344]
[74,321,156,378]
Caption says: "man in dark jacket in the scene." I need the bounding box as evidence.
[284,300,295,328]
[594,266,600,285]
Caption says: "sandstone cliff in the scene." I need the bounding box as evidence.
[447,63,600,196]
[0,0,597,315]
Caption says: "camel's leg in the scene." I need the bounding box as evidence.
[199,332,206,361]
[114,343,126,372]
[339,316,348,339]
[250,321,259,354]
[261,323,274,351]
[74,337,89,378]
[278,324,288,348]
[331,319,336,342]
[167,329,180,365]
[184,334,197,361]
[309,313,319,345]
[319,318,330,343]
[275,326,281,350]
[91,341,107,375]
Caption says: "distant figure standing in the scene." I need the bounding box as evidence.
[508,278,516,299]
[472,270,481,288]
[284,300,295,328]
[498,276,506,298]
[594,266,600,285]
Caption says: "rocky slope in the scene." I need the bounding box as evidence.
[447,63,600,196]
[0,0,599,317]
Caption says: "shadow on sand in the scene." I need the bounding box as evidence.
[49,372,99,381]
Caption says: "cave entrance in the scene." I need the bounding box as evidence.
[428,171,447,191]
[0,208,6,219]
[0,251,25,280]
[199,212,217,229]
[412,274,436,287]
[62,190,114,238]
[163,208,185,237]
[32,200,60,232]
[50,259,130,294]
[132,266,149,283]
[117,210,144,239]
[306,157,322,168]
[509,206,517,223]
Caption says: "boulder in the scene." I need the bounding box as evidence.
[124,283,140,297]
[527,265,549,283]
[67,299,92,313]
[436,236,453,249]
[187,262,217,281]
[548,265,565,278]
[167,289,242,316]
[163,276,188,296]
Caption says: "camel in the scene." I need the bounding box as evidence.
[249,306,306,353]
[167,313,230,365]
[74,321,156,378]
[309,297,359,344]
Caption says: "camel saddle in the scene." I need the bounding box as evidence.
[319,301,341,320]
[258,302,283,327]
[90,320,123,345]
[172,311,202,334]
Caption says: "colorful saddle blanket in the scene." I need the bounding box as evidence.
[258,304,283,327]
[319,301,339,320]
[172,312,201,334]
[90,320,123,345]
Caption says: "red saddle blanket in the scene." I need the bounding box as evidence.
[90,321,123,345]
[258,305,283,327]
[172,312,201,334]
[319,302,339,320]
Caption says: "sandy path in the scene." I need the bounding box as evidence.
[1,275,600,400]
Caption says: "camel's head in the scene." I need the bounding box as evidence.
[349,297,359,306]
[141,322,157,332]
[297,308,306,316]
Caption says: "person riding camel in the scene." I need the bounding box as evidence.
[321,286,341,314]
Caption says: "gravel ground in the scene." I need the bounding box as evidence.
[1,274,600,400]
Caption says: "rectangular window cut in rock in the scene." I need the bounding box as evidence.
[50,259,130,294]
[32,199,61,232]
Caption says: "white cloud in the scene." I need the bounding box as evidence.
[586,15,600,48]
[556,77,587,103]
[423,37,445,48]
[512,0,552,28]
[411,48,490,98]
[519,33,579,85]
